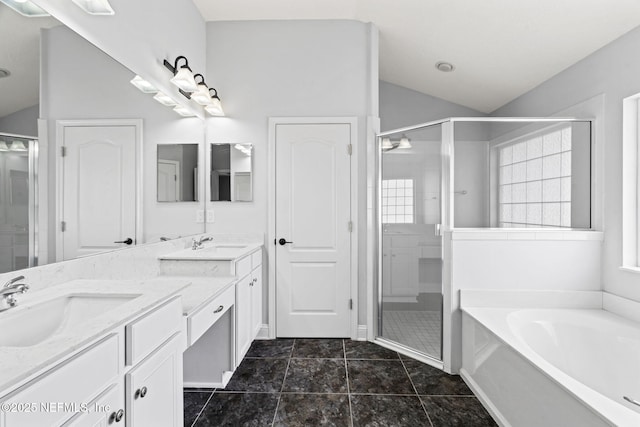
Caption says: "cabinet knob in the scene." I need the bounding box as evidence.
[213,305,224,313]
[135,386,148,399]
[109,409,124,423]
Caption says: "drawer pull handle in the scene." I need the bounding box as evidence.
[109,409,125,423]
[135,386,148,399]
[214,305,224,313]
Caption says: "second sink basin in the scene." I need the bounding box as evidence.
[0,293,140,347]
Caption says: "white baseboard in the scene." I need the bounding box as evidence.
[356,325,368,341]
[256,324,270,339]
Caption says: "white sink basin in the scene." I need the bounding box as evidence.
[0,293,140,347]
[206,244,247,249]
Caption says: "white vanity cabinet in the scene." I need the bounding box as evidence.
[0,297,184,427]
[125,334,182,426]
[235,249,263,365]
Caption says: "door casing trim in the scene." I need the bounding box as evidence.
[268,117,359,339]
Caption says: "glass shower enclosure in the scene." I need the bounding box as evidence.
[375,117,593,366]
[0,134,38,273]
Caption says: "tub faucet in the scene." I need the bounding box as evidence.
[192,235,213,250]
[0,276,29,312]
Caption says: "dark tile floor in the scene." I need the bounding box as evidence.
[184,339,497,427]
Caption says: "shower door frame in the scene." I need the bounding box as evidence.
[0,132,39,271]
[373,117,594,373]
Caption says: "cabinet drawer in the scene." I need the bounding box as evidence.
[251,249,262,269]
[235,255,251,278]
[126,297,182,366]
[188,285,235,346]
[1,334,120,427]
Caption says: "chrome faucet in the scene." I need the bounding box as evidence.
[192,235,213,250]
[0,276,29,312]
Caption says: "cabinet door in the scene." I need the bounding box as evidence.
[251,265,263,339]
[63,383,124,427]
[235,274,253,364]
[126,334,183,427]
[389,247,419,297]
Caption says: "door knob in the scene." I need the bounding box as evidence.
[114,237,133,245]
[278,238,293,246]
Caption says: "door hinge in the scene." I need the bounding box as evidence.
[61,146,67,157]
[61,221,66,232]
[347,144,352,156]
[348,221,353,232]
[349,299,353,310]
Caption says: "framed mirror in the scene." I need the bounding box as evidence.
[210,143,253,202]
[157,144,199,202]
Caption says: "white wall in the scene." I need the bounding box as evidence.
[204,20,378,326]
[34,0,206,117]
[492,25,640,301]
[0,106,39,137]
[41,26,205,261]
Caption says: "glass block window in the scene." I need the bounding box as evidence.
[499,127,572,228]
[382,179,414,224]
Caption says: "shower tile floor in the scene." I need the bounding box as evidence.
[382,310,442,358]
[184,339,497,426]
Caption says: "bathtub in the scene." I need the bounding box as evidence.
[461,305,640,427]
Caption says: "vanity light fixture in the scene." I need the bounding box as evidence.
[190,74,213,106]
[71,0,114,15]
[10,141,27,151]
[0,0,50,17]
[398,136,412,149]
[173,105,196,117]
[164,56,197,93]
[153,91,177,107]
[130,75,158,93]
[382,136,411,151]
[0,141,9,151]
[204,88,225,116]
[234,144,252,156]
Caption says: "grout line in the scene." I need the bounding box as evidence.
[271,338,296,426]
[343,339,354,427]
[189,388,215,427]
[399,355,434,427]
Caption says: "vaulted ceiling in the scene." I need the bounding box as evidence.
[193,0,640,113]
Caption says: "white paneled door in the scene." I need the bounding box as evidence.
[275,123,352,337]
[60,123,138,260]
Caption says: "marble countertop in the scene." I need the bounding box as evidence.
[0,278,190,393]
[158,242,262,261]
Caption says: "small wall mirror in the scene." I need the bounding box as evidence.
[157,144,199,202]
[211,143,253,202]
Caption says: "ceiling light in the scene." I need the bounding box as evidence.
[173,105,195,117]
[435,61,455,72]
[0,0,50,17]
[204,88,225,116]
[164,56,197,93]
[398,136,412,149]
[191,74,212,105]
[0,141,9,151]
[381,138,393,150]
[153,91,177,107]
[10,141,27,151]
[71,0,114,15]
[130,75,157,93]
